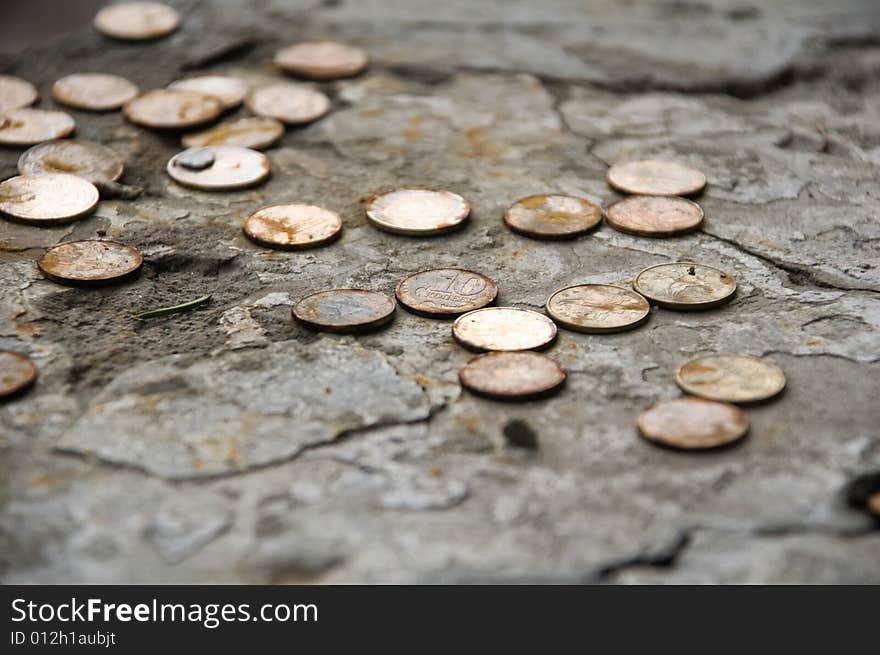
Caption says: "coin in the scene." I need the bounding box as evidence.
[123,89,222,130]
[292,289,395,333]
[365,188,470,236]
[607,160,707,196]
[39,240,143,285]
[459,351,566,400]
[0,75,38,113]
[18,139,124,184]
[0,174,99,225]
[605,195,703,237]
[0,350,38,399]
[453,307,557,352]
[243,204,342,249]
[0,108,75,147]
[182,117,284,150]
[634,262,736,310]
[93,2,181,40]
[168,76,249,110]
[274,41,369,80]
[674,354,786,404]
[52,73,139,111]
[637,397,748,450]
[845,472,880,518]
[396,268,497,317]
[246,83,331,125]
[503,194,602,239]
[166,146,270,190]
[546,284,650,334]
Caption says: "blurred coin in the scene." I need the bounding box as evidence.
[243,204,342,249]
[606,195,703,237]
[607,160,706,196]
[453,307,557,352]
[293,289,395,333]
[0,75,38,113]
[675,354,785,403]
[18,139,123,184]
[0,351,37,399]
[634,262,735,310]
[169,75,248,110]
[546,284,649,333]
[94,2,180,40]
[123,89,221,129]
[52,73,139,111]
[0,108,75,147]
[365,188,470,236]
[245,83,331,125]
[845,472,880,519]
[396,268,497,317]
[503,194,602,239]
[182,117,284,150]
[459,351,566,400]
[637,396,748,450]
[39,240,143,285]
[0,174,98,225]
[275,41,368,80]
[167,146,269,190]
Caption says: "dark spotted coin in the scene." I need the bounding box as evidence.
[18,140,124,185]
[39,240,143,285]
[0,350,37,399]
[634,262,736,310]
[503,194,602,239]
[459,351,566,400]
[396,268,497,317]
[293,289,396,333]
[637,396,748,450]
[605,195,704,237]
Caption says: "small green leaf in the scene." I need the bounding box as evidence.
[133,294,212,321]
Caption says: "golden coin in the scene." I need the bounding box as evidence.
[634,262,736,310]
[605,195,704,237]
[453,307,557,352]
[274,41,368,80]
[243,204,342,249]
[459,351,566,400]
[503,194,602,239]
[167,146,270,190]
[396,268,498,317]
[637,397,748,450]
[245,83,331,125]
[182,117,284,150]
[18,139,124,184]
[93,2,180,40]
[123,89,222,130]
[546,284,650,334]
[0,75,38,113]
[39,240,143,285]
[0,174,99,225]
[607,160,706,196]
[365,188,470,236]
[674,354,786,404]
[0,350,38,399]
[168,76,248,110]
[293,289,395,333]
[0,108,75,147]
[52,73,139,111]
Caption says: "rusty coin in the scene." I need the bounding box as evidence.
[0,75,38,113]
[94,2,180,40]
[123,89,222,130]
[607,160,706,196]
[546,284,650,334]
[274,41,368,80]
[675,354,786,404]
[0,174,99,225]
[243,204,342,250]
[503,194,602,239]
[396,268,497,317]
[453,307,557,352]
[638,396,748,450]
[18,139,124,185]
[167,146,270,190]
[169,76,249,110]
[365,188,470,236]
[0,108,75,147]
[634,262,736,310]
[39,240,143,285]
[606,195,704,237]
[293,289,395,333]
[459,351,566,400]
[246,83,331,125]
[0,350,37,399]
[52,73,139,111]
[182,117,284,150]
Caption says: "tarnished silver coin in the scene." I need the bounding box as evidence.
[94,2,180,40]
[167,146,270,190]
[293,289,396,333]
[365,188,470,236]
[123,89,222,130]
[246,83,331,125]
[634,262,736,310]
[52,73,139,111]
[243,204,342,249]
[459,351,566,400]
[605,195,704,237]
[453,307,557,352]
[0,75,38,113]
[18,139,123,184]
[607,160,707,196]
[275,41,368,80]
[504,194,602,239]
[182,117,284,150]
[0,350,37,399]
[0,174,99,225]
[637,396,748,450]
[168,76,249,110]
[0,108,75,147]
[546,284,650,333]
[396,268,497,317]
[675,354,786,404]
[38,240,143,285]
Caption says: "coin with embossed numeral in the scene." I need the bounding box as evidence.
[459,351,566,400]
[638,396,748,450]
[606,195,703,237]
[675,354,786,404]
[396,268,497,317]
[607,160,706,196]
[546,284,649,333]
[0,350,37,399]
[244,204,342,250]
[504,194,602,239]
[453,307,557,352]
[38,240,143,285]
[293,289,396,333]
[634,262,735,310]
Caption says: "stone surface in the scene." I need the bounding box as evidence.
[1,0,879,583]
